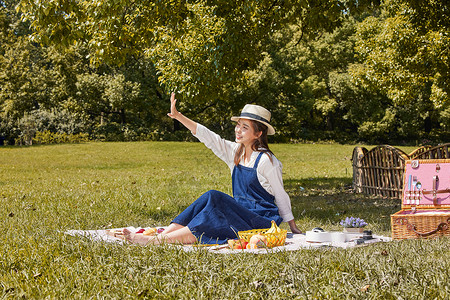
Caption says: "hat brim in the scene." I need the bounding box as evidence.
[231,116,275,135]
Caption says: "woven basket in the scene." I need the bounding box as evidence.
[391,212,450,239]
[238,228,287,248]
[390,159,450,239]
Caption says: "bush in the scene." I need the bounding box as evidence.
[90,123,198,142]
[32,131,90,144]
[8,109,90,145]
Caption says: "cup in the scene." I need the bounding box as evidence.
[331,232,346,244]
[305,231,331,243]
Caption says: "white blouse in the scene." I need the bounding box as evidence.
[193,124,294,222]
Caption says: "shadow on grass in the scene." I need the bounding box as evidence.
[129,203,183,224]
[284,177,402,232]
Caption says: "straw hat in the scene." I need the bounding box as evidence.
[231,104,275,135]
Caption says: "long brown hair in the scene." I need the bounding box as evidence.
[234,119,274,166]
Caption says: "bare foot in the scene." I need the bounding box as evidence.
[123,228,157,245]
[122,226,196,246]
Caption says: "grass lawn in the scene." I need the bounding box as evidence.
[1,142,448,299]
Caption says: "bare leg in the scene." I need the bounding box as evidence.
[157,226,197,245]
[122,223,184,245]
[123,226,197,246]
[161,223,185,235]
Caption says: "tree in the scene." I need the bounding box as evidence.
[228,16,382,143]
[17,0,378,105]
[350,0,449,140]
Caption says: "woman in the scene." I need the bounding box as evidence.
[124,93,302,245]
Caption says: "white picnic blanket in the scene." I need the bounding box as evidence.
[64,227,392,253]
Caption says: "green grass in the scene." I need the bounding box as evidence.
[1,142,449,299]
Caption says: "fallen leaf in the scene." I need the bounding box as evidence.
[360,284,370,292]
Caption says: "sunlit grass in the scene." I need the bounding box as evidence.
[1,142,448,299]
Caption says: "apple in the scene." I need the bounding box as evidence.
[228,239,249,249]
[235,240,248,249]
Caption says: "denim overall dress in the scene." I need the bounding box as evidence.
[171,152,283,244]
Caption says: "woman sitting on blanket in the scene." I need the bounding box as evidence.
[124,93,302,245]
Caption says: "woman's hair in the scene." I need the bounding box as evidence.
[234,119,274,166]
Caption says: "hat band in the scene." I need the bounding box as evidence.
[239,112,270,125]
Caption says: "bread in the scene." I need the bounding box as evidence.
[143,228,157,236]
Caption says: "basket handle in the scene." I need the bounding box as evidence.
[396,217,450,238]
[422,188,450,195]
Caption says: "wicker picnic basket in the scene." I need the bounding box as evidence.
[391,159,450,239]
[238,228,288,248]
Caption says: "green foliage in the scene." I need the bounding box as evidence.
[228,17,368,143]
[26,109,86,134]
[16,0,375,104]
[401,0,450,32]
[32,130,90,144]
[0,10,167,144]
[12,109,88,145]
[0,1,448,145]
[350,0,449,141]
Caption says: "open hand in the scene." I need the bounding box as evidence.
[288,219,302,234]
[165,92,197,134]
[167,92,179,119]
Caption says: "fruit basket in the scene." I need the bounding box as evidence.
[238,221,287,248]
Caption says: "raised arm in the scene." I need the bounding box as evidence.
[167,92,197,134]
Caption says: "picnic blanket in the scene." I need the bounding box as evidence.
[65,227,392,253]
